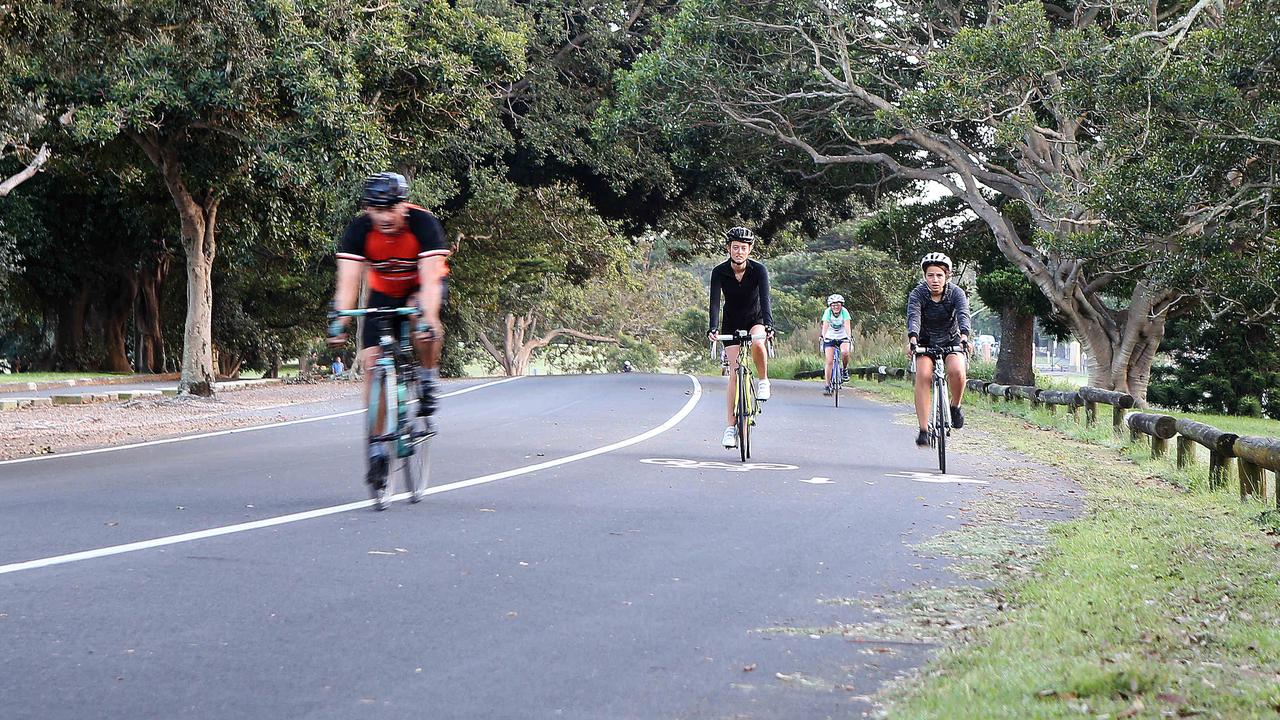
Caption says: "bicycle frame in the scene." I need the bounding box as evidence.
[334,306,433,508]
[714,330,769,461]
[911,345,966,473]
[339,307,420,443]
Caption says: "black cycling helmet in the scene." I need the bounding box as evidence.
[362,172,409,208]
[724,226,756,244]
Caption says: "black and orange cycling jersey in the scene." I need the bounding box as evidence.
[336,204,450,297]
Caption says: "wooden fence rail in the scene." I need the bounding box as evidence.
[1125,412,1178,459]
[1174,419,1238,489]
[1233,436,1280,503]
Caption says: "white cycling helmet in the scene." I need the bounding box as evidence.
[827,294,845,306]
[920,252,953,272]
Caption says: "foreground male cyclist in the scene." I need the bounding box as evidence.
[707,226,773,449]
[821,293,852,395]
[906,252,971,447]
[328,172,450,487]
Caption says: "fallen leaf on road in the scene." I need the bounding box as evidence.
[367,550,397,556]
[742,663,756,672]
[505,611,518,619]
[479,508,496,512]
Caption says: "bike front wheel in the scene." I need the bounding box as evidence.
[935,383,948,474]
[367,364,398,510]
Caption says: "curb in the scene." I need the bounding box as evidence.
[3,378,284,411]
[0,373,181,394]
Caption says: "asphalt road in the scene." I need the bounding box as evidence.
[0,374,1066,719]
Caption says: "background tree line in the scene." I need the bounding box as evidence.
[2,0,1277,417]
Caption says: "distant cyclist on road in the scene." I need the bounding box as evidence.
[327,172,450,487]
[707,226,773,449]
[906,252,971,447]
[821,294,852,396]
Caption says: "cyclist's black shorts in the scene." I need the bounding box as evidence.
[719,315,765,337]
[359,284,448,350]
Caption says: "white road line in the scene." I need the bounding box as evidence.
[0,376,523,467]
[0,375,702,576]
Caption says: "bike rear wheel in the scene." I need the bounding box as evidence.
[367,364,398,510]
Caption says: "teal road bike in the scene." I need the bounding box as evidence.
[334,307,434,510]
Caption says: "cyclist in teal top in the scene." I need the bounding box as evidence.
[821,294,852,395]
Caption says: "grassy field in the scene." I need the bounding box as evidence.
[847,378,1280,718]
[0,371,136,384]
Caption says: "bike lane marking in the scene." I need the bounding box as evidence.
[885,470,987,484]
[638,458,798,473]
[0,375,702,576]
[0,376,524,467]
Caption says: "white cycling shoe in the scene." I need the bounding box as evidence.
[721,426,738,448]
[757,379,771,401]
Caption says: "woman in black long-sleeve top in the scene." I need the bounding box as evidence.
[707,226,773,449]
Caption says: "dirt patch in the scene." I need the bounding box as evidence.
[0,381,363,460]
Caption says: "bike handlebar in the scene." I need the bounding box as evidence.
[332,307,421,319]
[912,344,967,356]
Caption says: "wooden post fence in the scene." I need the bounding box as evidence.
[1232,436,1280,505]
[1174,419,1239,490]
[1078,387,1136,430]
[1125,413,1177,459]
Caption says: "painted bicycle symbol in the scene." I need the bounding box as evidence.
[641,458,799,473]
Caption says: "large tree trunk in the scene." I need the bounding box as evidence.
[102,270,139,372]
[132,133,219,396]
[54,286,90,370]
[174,199,218,395]
[993,304,1035,386]
[135,251,170,373]
[216,346,242,379]
[1074,282,1169,405]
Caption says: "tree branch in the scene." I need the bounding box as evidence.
[0,143,51,197]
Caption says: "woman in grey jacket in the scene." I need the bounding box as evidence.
[906,253,971,447]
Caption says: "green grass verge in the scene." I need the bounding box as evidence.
[0,371,135,383]
[847,379,1280,719]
